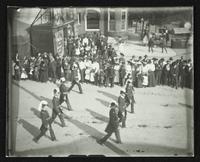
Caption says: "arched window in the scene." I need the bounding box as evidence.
[85,9,100,31]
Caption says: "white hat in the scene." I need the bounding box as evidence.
[38,100,48,111]
[60,77,65,82]
[109,100,118,107]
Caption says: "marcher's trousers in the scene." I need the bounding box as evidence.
[49,112,66,127]
[60,94,73,111]
[68,80,83,93]
[35,124,56,141]
[100,129,121,143]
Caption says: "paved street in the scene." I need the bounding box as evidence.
[12,77,193,156]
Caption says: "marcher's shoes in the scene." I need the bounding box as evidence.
[33,138,39,143]
[80,92,83,94]
[116,141,122,144]
[96,139,104,145]
[52,138,58,142]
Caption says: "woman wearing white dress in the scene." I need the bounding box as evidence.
[114,63,120,84]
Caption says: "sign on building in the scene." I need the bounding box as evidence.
[55,29,64,57]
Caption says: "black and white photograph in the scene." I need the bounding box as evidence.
[7,7,193,157]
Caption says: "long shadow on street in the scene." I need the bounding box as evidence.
[97,90,118,101]
[13,80,193,156]
[64,116,129,156]
[96,98,110,107]
[86,108,109,123]
[18,119,40,138]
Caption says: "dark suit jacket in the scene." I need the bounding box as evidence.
[52,97,61,114]
[105,108,121,133]
[125,84,135,102]
[60,83,68,94]
[118,96,126,112]
[40,110,50,129]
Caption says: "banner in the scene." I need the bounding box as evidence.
[55,29,64,57]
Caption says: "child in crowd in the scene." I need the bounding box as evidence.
[21,68,28,80]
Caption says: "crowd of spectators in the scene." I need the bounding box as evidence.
[12,32,193,89]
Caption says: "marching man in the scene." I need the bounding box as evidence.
[59,77,73,111]
[125,80,136,113]
[33,100,56,143]
[118,90,129,128]
[97,101,122,145]
[68,61,83,94]
[49,89,66,127]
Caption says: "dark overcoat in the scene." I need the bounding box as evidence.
[105,108,122,134]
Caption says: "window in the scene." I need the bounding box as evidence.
[108,9,116,31]
[121,10,127,30]
[86,10,100,30]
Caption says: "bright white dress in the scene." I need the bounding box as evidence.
[114,65,120,83]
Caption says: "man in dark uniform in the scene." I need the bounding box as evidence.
[97,102,122,145]
[125,80,136,113]
[105,64,115,88]
[59,77,73,111]
[171,61,179,89]
[162,60,170,85]
[119,62,126,87]
[178,56,184,87]
[68,62,83,94]
[49,89,66,127]
[118,90,129,128]
[33,101,56,143]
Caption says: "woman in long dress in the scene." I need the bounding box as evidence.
[39,61,48,82]
[147,60,156,87]
[90,60,96,83]
[114,63,120,84]
[136,62,143,88]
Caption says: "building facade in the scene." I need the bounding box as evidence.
[74,8,128,37]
